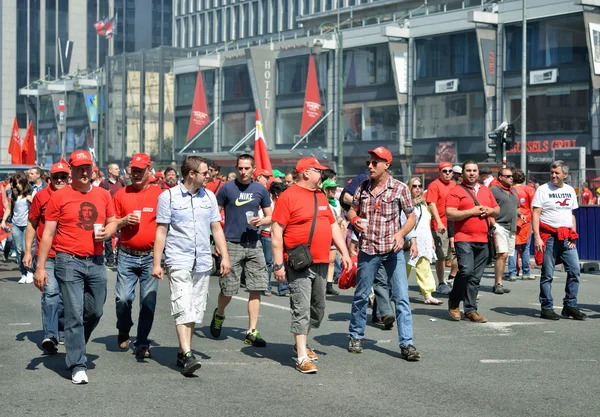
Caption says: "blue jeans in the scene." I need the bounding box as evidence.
[261,235,289,294]
[12,225,31,276]
[54,252,107,372]
[373,264,393,318]
[539,236,580,309]
[349,250,414,346]
[115,251,158,348]
[41,258,64,340]
[449,242,488,315]
[508,239,531,277]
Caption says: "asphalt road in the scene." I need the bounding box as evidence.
[1,260,599,417]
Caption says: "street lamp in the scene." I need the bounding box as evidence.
[314,22,344,177]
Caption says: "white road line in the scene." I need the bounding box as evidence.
[478,322,542,333]
[480,359,541,364]
[232,296,291,311]
[7,323,31,326]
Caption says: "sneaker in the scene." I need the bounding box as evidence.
[245,329,267,347]
[25,272,33,283]
[522,275,535,280]
[382,314,395,330]
[540,308,561,320]
[58,333,65,345]
[399,344,421,361]
[135,346,151,359]
[209,308,225,338]
[263,291,272,297]
[293,344,319,362]
[436,283,451,295]
[41,337,58,354]
[279,292,290,297]
[71,370,89,384]
[493,284,505,294]
[176,352,184,368]
[507,276,517,282]
[348,337,363,354]
[296,357,318,374]
[17,275,27,284]
[446,276,455,288]
[561,305,587,321]
[182,351,202,376]
[117,333,130,349]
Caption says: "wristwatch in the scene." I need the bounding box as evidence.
[273,263,284,271]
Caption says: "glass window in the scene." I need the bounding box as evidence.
[276,108,327,146]
[343,44,391,87]
[222,112,256,148]
[175,116,214,151]
[262,0,268,33]
[505,86,589,134]
[243,4,249,37]
[343,101,399,141]
[416,31,479,79]
[414,93,485,139]
[505,15,588,71]
[252,2,258,36]
[282,0,289,31]
[223,66,252,100]
[278,55,328,95]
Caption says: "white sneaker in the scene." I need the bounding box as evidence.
[18,275,27,284]
[25,272,34,284]
[71,370,89,384]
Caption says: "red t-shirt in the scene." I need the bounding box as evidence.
[45,185,115,257]
[581,188,593,205]
[425,178,455,230]
[113,184,163,251]
[29,186,57,258]
[272,184,335,264]
[446,184,498,243]
[515,184,535,245]
[206,179,224,195]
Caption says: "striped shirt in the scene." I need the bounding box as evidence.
[352,175,414,255]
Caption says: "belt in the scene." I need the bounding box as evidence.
[120,245,153,257]
[260,231,271,237]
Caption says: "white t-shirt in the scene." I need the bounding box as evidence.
[532,182,578,228]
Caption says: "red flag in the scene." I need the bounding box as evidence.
[254,110,272,172]
[21,121,36,165]
[8,117,22,165]
[186,70,210,142]
[299,54,323,137]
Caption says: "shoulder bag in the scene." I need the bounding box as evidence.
[460,185,496,262]
[287,193,318,272]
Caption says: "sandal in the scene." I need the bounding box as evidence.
[424,298,443,305]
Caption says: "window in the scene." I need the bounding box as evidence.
[278,55,327,95]
[222,112,256,148]
[343,44,391,87]
[416,31,479,79]
[343,101,399,141]
[505,86,589,134]
[277,108,327,146]
[261,0,268,33]
[414,93,485,138]
[252,2,258,36]
[505,15,587,71]
[223,66,252,100]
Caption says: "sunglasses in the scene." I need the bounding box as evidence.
[366,160,385,167]
[412,184,422,188]
[441,169,452,174]
[500,174,513,178]
[51,175,68,181]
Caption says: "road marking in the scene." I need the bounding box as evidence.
[203,361,278,366]
[478,322,542,333]
[8,323,31,326]
[544,331,556,333]
[232,296,290,311]
[481,359,541,364]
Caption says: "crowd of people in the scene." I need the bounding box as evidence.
[0,146,587,383]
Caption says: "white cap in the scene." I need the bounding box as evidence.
[452,165,462,174]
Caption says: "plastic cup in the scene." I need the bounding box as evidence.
[359,219,368,230]
[246,211,254,224]
[93,223,103,237]
[133,210,142,221]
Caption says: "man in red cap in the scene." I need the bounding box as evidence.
[35,150,116,384]
[105,153,164,360]
[426,161,458,294]
[347,147,421,361]
[272,157,352,373]
[253,168,272,188]
[23,159,70,355]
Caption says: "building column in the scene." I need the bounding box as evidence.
[214,66,222,152]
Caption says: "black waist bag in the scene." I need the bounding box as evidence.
[287,193,317,272]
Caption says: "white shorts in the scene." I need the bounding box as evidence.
[494,224,516,255]
[167,268,210,325]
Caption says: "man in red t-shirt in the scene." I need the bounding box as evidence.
[163,167,178,189]
[205,161,224,194]
[426,162,458,294]
[272,157,351,374]
[106,153,163,360]
[35,150,116,385]
[446,160,499,323]
[22,160,70,354]
[581,182,592,205]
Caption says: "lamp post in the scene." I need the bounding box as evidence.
[315,23,344,177]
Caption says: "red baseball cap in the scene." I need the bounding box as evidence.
[254,168,272,179]
[439,162,453,170]
[296,157,328,173]
[69,150,93,167]
[129,153,152,169]
[50,161,70,175]
[367,146,393,163]
[154,171,164,179]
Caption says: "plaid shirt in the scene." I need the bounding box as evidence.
[352,175,415,255]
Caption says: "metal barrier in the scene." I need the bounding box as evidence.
[574,206,600,261]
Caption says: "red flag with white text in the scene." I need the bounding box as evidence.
[186,70,210,142]
[254,110,272,172]
[8,117,22,165]
[22,121,36,165]
[299,54,322,137]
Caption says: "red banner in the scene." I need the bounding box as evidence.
[299,54,322,137]
[254,110,272,172]
[8,117,22,165]
[21,121,36,165]
[186,70,210,142]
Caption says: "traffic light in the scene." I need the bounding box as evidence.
[505,124,516,150]
[488,131,502,163]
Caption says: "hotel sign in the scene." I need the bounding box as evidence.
[246,48,279,148]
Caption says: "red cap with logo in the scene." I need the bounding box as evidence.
[68,150,93,167]
[50,161,70,175]
[129,153,152,169]
[439,162,453,170]
[295,157,328,173]
[367,146,393,163]
[253,168,272,179]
